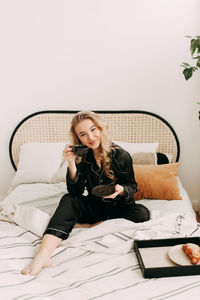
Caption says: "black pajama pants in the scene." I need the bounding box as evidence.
[44,193,150,240]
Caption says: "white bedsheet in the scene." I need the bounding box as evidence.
[0,213,200,299]
[62,212,199,254]
[0,179,200,299]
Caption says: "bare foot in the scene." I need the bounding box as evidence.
[21,250,52,276]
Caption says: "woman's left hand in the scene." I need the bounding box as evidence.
[104,184,124,199]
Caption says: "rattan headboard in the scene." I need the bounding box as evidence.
[9,110,180,170]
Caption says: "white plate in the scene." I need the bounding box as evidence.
[168,244,197,266]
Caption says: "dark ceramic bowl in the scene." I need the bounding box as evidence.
[72,145,88,157]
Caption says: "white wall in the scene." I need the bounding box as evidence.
[0,0,199,204]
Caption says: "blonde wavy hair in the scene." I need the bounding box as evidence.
[70,111,114,180]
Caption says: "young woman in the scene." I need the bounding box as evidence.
[21,111,150,275]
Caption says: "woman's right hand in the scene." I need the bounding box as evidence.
[63,145,77,181]
[62,144,76,164]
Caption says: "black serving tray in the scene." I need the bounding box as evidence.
[134,237,200,278]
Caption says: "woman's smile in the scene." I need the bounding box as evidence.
[75,119,101,151]
[89,139,97,146]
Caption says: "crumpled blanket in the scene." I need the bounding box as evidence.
[0,200,199,255]
[63,211,200,254]
[0,201,50,236]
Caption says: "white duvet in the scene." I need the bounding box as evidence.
[0,180,200,299]
[0,177,196,238]
[0,212,200,299]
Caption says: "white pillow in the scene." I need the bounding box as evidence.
[53,159,68,182]
[114,141,159,154]
[11,142,67,188]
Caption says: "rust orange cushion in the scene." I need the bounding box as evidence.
[133,163,182,200]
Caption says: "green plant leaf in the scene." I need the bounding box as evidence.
[196,57,200,68]
[190,39,198,56]
[183,68,194,80]
[181,62,191,68]
[181,35,200,81]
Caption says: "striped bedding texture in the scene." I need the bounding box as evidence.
[0,213,200,299]
[0,181,200,299]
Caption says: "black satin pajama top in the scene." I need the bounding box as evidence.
[66,145,137,203]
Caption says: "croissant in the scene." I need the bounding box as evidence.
[182,243,200,264]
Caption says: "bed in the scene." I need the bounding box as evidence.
[0,110,200,299]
